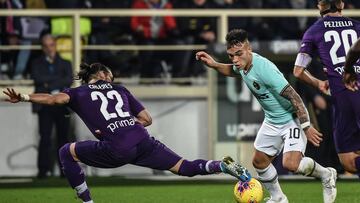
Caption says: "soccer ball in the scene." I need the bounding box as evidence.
[233,178,263,203]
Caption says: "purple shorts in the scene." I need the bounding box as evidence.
[332,90,360,153]
[75,136,182,170]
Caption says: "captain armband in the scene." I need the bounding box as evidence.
[20,94,30,102]
[295,53,312,68]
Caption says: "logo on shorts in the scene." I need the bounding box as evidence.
[289,143,297,146]
[253,81,260,90]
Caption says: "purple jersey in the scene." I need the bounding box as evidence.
[299,16,360,94]
[63,80,149,151]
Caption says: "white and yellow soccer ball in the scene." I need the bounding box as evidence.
[233,178,263,203]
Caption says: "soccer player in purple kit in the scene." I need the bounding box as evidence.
[3,63,251,203]
[293,0,360,180]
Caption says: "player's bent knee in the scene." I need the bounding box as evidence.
[282,162,299,173]
[252,157,269,170]
[338,154,358,173]
[252,151,272,169]
[252,159,263,169]
[282,159,300,172]
[177,160,196,177]
[340,159,357,173]
[59,143,74,162]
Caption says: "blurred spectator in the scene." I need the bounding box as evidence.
[86,0,139,77]
[0,0,23,79]
[30,33,73,178]
[346,0,360,9]
[176,0,217,77]
[243,0,276,41]
[177,0,217,44]
[276,0,312,39]
[25,0,46,9]
[44,0,91,8]
[217,0,250,31]
[346,0,360,20]
[14,0,49,79]
[131,0,180,78]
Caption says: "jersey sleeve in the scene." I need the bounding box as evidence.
[122,87,145,116]
[299,28,316,57]
[62,87,76,106]
[261,64,289,95]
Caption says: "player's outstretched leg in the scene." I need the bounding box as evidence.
[220,156,251,182]
[176,157,251,181]
[295,157,337,203]
[255,164,288,203]
[59,143,93,203]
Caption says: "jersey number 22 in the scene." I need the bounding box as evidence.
[91,90,130,121]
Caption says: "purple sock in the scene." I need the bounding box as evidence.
[355,156,360,178]
[178,159,222,177]
[59,144,91,202]
[78,189,91,202]
[206,160,222,173]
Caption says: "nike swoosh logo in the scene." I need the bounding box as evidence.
[289,143,297,146]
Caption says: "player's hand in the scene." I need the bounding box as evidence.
[2,88,21,103]
[195,51,217,68]
[313,95,327,110]
[343,72,359,91]
[304,126,323,147]
[318,80,330,95]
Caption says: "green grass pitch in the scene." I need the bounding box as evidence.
[0,177,359,203]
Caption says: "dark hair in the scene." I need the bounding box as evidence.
[317,0,341,3]
[318,0,342,16]
[39,29,51,40]
[225,29,248,49]
[77,62,112,83]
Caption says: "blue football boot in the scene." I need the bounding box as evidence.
[220,156,251,182]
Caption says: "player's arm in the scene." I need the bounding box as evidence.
[136,109,152,127]
[122,86,152,127]
[3,88,70,105]
[343,39,360,91]
[280,85,323,147]
[196,51,237,77]
[293,53,329,95]
[281,85,310,128]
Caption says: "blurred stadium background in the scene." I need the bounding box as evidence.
[0,0,360,202]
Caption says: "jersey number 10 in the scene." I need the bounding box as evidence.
[91,90,130,121]
[324,29,358,65]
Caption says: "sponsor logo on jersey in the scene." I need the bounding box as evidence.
[253,81,260,90]
[334,65,360,75]
[107,118,136,132]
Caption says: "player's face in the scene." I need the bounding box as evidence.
[104,71,114,82]
[96,71,114,83]
[42,36,57,59]
[226,42,252,70]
